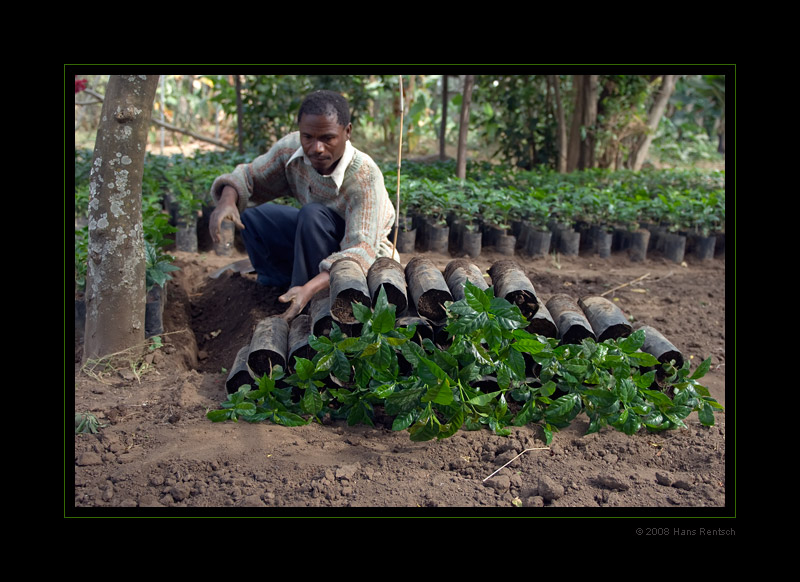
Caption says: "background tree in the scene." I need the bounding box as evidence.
[473,75,559,170]
[567,75,599,172]
[456,75,475,179]
[628,74,677,170]
[663,74,725,156]
[206,75,387,152]
[82,75,160,364]
[439,75,449,160]
[549,74,568,173]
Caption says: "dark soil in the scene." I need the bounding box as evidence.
[72,244,732,523]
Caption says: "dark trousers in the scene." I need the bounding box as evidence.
[240,202,345,288]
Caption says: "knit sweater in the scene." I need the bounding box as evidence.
[210,132,397,275]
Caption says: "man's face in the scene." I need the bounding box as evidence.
[298,113,352,176]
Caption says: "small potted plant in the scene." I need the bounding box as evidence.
[145,240,180,338]
[74,227,89,342]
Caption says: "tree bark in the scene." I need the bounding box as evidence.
[83,75,160,365]
[456,74,475,180]
[567,75,598,172]
[629,74,678,171]
[550,75,567,173]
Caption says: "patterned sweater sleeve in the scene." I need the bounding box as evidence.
[209,134,298,214]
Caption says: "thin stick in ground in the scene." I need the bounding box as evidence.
[482,447,550,482]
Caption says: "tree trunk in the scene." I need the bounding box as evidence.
[235,75,245,154]
[82,75,160,365]
[456,74,475,180]
[629,74,678,171]
[567,75,598,172]
[550,75,567,173]
[439,75,448,161]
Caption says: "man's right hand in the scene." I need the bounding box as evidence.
[209,186,245,243]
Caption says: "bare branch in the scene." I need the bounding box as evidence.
[76,88,232,150]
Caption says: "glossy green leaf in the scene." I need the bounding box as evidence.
[352,301,373,324]
[690,357,712,380]
[618,329,645,354]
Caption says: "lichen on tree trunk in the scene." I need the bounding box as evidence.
[82,75,160,365]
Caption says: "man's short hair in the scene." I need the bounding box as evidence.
[298,90,351,127]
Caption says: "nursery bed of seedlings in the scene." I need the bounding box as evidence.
[210,255,720,445]
[73,244,728,513]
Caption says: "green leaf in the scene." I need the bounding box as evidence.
[484,319,504,351]
[512,400,539,426]
[464,281,491,312]
[385,385,425,416]
[422,378,454,406]
[301,385,324,415]
[272,411,311,427]
[545,393,580,421]
[207,409,233,422]
[409,407,440,442]
[337,336,366,353]
[690,357,712,380]
[371,287,397,334]
[446,310,490,336]
[392,410,418,431]
[633,369,657,389]
[309,334,333,353]
[512,335,547,355]
[697,401,716,426]
[541,424,554,445]
[467,390,501,407]
[438,407,465,439]
[627,351,661,367]
[418,357,448,387]
[352,301,373,324]
[620,409,642,435]
[331,350,352,382]
[617,329,645,354]
[353,359,373,388]
[314,351,336,373]
[641,388,674,409]
[615,377,637,404]
[489,297,527,330]
[234,401,257,416]
[294,357,316,381]
[347,401,374,427]
[361,341,380,357]
[399,339,425,367]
